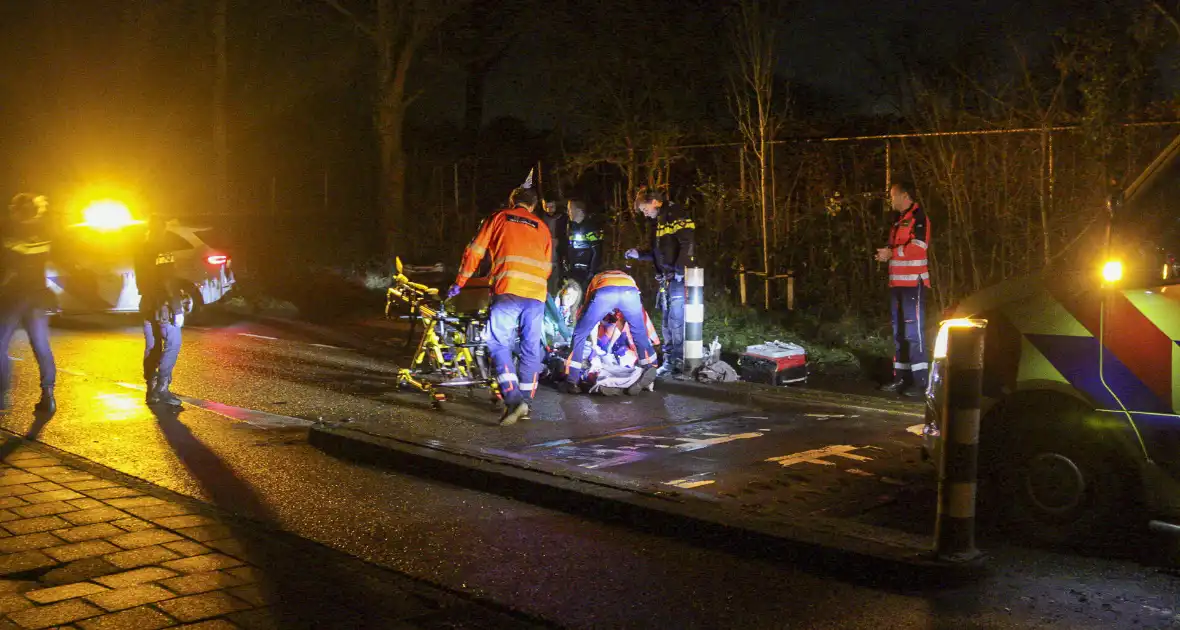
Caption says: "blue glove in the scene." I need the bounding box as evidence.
[624,248,640,260]
[674,273,684,283]
[446,284,462,299]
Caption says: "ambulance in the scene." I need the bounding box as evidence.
[924,134,1180,543]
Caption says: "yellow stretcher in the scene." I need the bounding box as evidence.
[385,258,499,410]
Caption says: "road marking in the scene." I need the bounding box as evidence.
[309,343,340,349]
[766,445,873,467]
[113,382,311,428]
[845,468,875,477]
[615,431,765,454]
[59,368,86,376]
[804,413,855,418]
[665,478,716,489]
[906,424,926,436]
[238,333,278,341]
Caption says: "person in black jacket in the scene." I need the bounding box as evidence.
[136,214,188,406]
[535,199,566,297]
[564,199,604,290]
[0,194,57,413]
[625,189,695,375]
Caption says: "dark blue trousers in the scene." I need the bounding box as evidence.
[890,285,928,388]
[488,294,545,406]
[567,286,656,383]
[0,300,55,391]
[144,320,182,383]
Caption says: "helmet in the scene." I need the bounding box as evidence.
[8,194,47,223]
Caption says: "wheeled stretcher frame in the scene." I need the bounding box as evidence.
[385,259,499,410]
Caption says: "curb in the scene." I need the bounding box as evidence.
[657,378,926,418]
[308,424,984,582]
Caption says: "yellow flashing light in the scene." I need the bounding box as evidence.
[1102,260,1123,284]
[933,318,987,360]
[77,200,141,231]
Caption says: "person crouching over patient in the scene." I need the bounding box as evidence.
[563,270,657,395]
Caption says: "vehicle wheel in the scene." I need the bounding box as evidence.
[1000,402,1138,546]
[182,284,205,322]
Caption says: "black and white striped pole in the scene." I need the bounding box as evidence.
[935,319,986,563]
[684,267,705,371]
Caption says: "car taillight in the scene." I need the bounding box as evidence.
[206,255,229,265]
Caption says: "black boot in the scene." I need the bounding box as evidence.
[154,378,182,407]
[34,387,55,414]
[879,378,907,392]
[145,378,159,404]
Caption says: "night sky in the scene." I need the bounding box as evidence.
[0,0,1163,224]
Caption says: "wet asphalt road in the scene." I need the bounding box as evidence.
[0,313,1175,629]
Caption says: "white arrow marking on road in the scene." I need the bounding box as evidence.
[765,445,873,467]
[670,432,765,452]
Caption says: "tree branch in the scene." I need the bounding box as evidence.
[1149,0,1180,41]
[321,0,375,41]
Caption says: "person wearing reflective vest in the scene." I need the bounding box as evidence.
[625,189,695,376]
[562,270,658,395]
[564,199,604,290]
[448,187,552,426]
[876,179,930,397]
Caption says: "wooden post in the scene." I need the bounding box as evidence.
[739,265,747,306]
[787,270,795,311]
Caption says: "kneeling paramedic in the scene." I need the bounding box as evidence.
[563,270,657,395]
[449,188,552,426]
[136,215,188,406]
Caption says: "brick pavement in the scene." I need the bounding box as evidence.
[0,442,541,630]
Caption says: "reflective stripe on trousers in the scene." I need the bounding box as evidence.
[890,285,928,387]
[487,294,545,406]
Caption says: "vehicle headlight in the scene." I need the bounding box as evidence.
[932,318,986,359]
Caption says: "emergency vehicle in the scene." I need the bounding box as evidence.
[924,133,1180,543]
[47,200,235,317]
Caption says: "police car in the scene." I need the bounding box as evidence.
[47,201,235,317]
[924,134,1180,544]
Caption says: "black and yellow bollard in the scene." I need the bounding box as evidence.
[935,320,986,563]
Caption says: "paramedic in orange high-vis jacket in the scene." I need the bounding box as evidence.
[448,188,552,426]
[875,179,931,398]
[562,269,658,395]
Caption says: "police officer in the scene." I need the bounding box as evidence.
[449,188,552,426]
[136,214,187,406]
[535,198,566,298]
[0,194,57,413]
[876,180,931,397]
[564,199,604,290]
[625,189,695,376]
[562,269,657,395]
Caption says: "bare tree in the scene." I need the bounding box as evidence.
[214,0,228,213]
[321,0,468,255]
[729,0,785,310]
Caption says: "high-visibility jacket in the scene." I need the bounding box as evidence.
[586,270,638,294]
[456,206,553,302]
[576,270,639,321]
[887,203,930,288]
[566,215,604,275]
